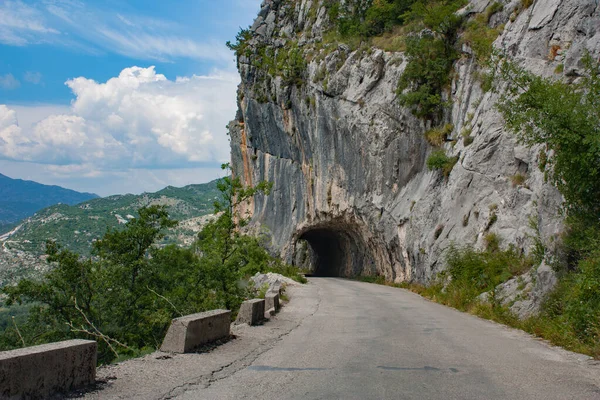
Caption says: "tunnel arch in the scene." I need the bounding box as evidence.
[292,220,377,277]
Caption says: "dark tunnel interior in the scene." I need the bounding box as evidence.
[297,226,376,277]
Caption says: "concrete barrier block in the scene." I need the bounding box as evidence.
[264,307,276,319]
[265,291,280,311]
[160,309,231,353]
[0,339,96,399]
[235,299,265,326]
[271,283,282,294]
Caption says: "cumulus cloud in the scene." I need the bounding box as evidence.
[0,73,20,89]
[0,66,238,169]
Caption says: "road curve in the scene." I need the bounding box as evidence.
[181,278,600,400]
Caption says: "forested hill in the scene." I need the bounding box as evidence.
[1,179,221,257]
[0,173,98,227]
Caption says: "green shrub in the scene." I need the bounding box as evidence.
[325,0,419,38]
[462,14,503,65]
[427,149,458,177]
[397,0,464,119]
[398,34,456,118]
[226,27,252,58]
[364,0,417,36]
[484,2,503,22]
[445,243,533,303]
[521,0,533,9]
[499,54,600,222]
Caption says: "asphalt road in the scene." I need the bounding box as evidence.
[87,278,600,399]
[182,278,600,400]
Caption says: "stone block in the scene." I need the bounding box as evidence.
[264,307,276,320]
[0,339,97,399]
[265,291,280,311]
[160,309,231,353]
[271,283,282,294]
[235,299,265,326]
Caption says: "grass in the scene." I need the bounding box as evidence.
[462,11,504,65]
[352,243,600,359]
[425,123,454,146]
[370,26,407,52]
[510,173,527,187]
[354,277,600,359]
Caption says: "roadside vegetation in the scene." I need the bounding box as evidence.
[0,165,305,364]
[358,54,600,359]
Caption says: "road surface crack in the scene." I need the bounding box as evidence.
[160,288,321,399]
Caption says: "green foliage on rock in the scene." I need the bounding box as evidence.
[496,54,600,356]
[424,123,454,146]
[397,0,465,119]
[462,12,503,65]
[442,242,534,307]
[364,0,418,36]
[226,27,253,59]
[498,54,600,223]
[426,149,458,177]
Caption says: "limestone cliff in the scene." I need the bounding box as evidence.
[229,0,599,291]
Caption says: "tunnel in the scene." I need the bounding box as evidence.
[294,224,377,277]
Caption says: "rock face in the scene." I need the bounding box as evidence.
[230,0,599,288]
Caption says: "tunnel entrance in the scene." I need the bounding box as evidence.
[294,224,376,278]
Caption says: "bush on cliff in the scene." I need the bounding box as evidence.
[407,54,600,358]
[397,0,465,119]
[495,53,600,355]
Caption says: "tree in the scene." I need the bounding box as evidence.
[195,164,272,310]
[2,206,181,363]
[0,166,306,364]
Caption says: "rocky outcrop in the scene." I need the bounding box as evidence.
[229,0,599,291]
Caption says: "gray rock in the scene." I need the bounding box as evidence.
[533,261,558,302]
[251,272,298,292]
[529,0,561,30]
[230,0,595,310]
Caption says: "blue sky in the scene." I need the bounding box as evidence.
[0,0,261,196]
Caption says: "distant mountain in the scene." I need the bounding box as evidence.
[0,173,99,226]
[0,179,221,259]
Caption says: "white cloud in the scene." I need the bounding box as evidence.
[0,1,236,63]
[94,28,231,63]
[0,65,238,169]
[0,73,20,89]
[23,71,42,84]
[0,0,60,46]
